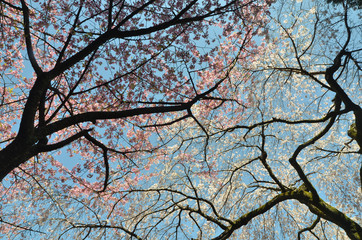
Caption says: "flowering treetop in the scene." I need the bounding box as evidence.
[1,0,362,239]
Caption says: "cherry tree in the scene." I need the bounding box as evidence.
[326,0,361,8]
[0,0,361,239]
[127,1,361,238]
[0,0,272,239]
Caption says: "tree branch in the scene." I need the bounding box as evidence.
[20,0,42,75]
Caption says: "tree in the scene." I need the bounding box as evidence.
[326,0,362,8]
[0,0,361,239]
[0,0,268,181]
[0,0,271,238]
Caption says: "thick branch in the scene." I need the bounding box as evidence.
[325,50,359,111]
[212,190,298,240]
[212,188,362,240]
[38,103,192,137]
[35,129,92,152]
